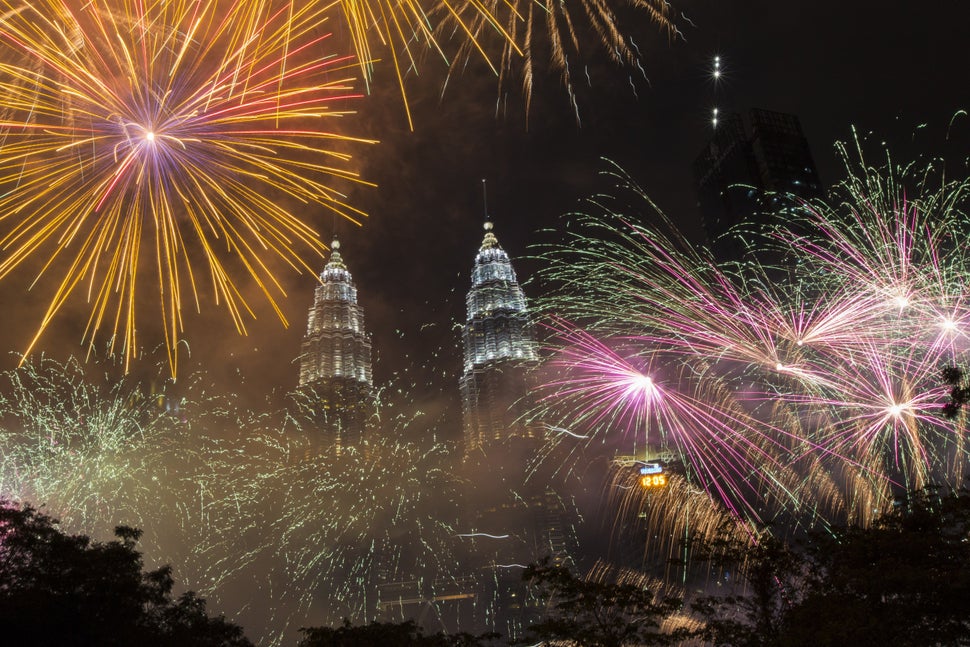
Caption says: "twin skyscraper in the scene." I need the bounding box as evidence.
[297,220,539,455]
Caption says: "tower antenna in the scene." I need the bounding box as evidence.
[482,178,488,220]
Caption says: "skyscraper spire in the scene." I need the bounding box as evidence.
[482,178,488,220]
[460,220,538,456]
[298,240,373,452]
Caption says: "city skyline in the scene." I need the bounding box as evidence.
[1,2,969,643]
[0,3,965,401]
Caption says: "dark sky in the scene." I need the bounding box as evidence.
[1,1,967,411]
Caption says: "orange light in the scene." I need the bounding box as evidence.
[640,474,667,488]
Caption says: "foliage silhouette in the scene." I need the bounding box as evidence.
[690,527,803,647]
[298,618,500,646]
[942,365,970,419]
[519,557,682,647]
[0,499,251,647]
[692,489,970,646]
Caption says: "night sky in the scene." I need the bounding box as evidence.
[0,3,969,644]
[1,1,967,412]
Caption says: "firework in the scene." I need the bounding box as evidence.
[0,355,173,531]
[604,461,745,572]
[0,358,469,645]
[0,0,374,375]
[337,0,507,129]
[237,428,464,640]
[532,144,970,532]
[440,0,680,121]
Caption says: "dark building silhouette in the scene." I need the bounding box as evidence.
[297,239,374,453]
[693,108,824,261]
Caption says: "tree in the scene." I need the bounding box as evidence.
[691,490,970,647]
[781,489,970,646]
[0,499,251,647]
[942,365,970,419]
[519,557,682,647]
[298,619,500,647]
[690,528,802,647]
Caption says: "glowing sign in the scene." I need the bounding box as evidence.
[639,463,663,475]
[640,474,667,488]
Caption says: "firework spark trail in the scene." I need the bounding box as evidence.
[758,135,970,491]
[533,145,970,531]
[0,0,375,375]
[0,356,157,517]
[763,135,970,346]
[532,180,800,374]
[336,0,508,128]
[767,330,960,493]
[0,358,469,645]
[440,0,679,122]
[537,319,813,523]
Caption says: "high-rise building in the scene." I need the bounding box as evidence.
[459,221,539,457]
[693,108,824,261]
[457,221,580,641]
[297,239,374,452]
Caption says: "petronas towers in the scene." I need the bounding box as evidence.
[297,221,538,457]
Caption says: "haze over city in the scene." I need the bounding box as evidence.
[1,1,969,645]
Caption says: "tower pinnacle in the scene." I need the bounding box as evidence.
[325,239,346,270]
[481,220,498,250]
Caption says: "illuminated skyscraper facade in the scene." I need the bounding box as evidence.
[457,222,580,641]
[459,221,539,456]
[298,240,373,451]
